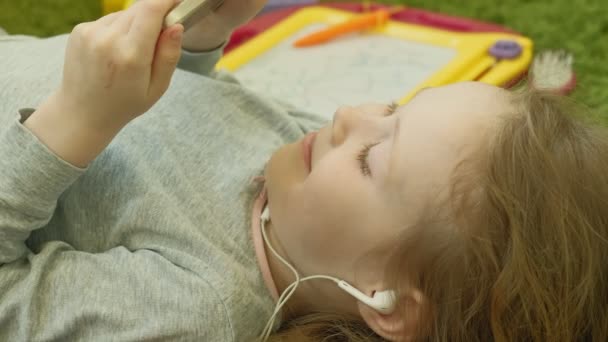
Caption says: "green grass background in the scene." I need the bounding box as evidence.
[0,0,606,116]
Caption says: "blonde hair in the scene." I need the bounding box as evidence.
[268,87,608,341]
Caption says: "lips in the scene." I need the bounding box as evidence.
[301,131,318,173]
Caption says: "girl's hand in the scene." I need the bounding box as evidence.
[24,0,184,168]
[181,0,267,52]
[57,0,184,132]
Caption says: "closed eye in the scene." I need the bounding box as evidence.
[357,142,380,177]
[357,102,398,177]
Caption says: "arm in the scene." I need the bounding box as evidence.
[1,3,230,338]
[1,0,183,259]
[0,113,85,264]
[22,0,184,168]
[23,92,122,168]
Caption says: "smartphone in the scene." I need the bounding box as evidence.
[164,0,225,30]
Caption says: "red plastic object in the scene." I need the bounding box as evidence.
[226,2,517,53]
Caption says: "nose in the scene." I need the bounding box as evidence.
[331,106,364,146]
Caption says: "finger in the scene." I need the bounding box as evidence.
[107,9,136,35]
[102,0,151,37]
[95,11,124,27]
[148,24,183,100]
[128,0,178,55]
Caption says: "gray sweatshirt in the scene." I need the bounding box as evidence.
[0,34,325,341]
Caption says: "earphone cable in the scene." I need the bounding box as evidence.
[258,209,341,341]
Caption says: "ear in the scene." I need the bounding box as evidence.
[358,289,425,341]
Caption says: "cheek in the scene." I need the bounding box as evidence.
[279,163,373,254]
[279,189,355,269]
[266,147,383,270]
[264,142,305,202]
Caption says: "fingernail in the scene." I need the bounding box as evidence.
[171,28,182,41]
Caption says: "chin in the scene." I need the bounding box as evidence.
[264,141,306,210]
[268,139,303,175]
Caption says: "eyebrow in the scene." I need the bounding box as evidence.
[385,87,430,187]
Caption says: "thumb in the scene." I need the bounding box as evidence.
[149,24,184,100]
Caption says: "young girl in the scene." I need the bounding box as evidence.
[0,0,606,341]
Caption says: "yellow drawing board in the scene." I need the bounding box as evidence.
[217,7,533,118]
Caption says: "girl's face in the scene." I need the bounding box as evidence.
[264,82,510,301]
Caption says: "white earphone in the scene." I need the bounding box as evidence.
[258,206,397,341]
[337,280,396,314]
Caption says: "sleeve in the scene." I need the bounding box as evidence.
[0,114,232,341]
[0,112,85,264]
[177,44,226,78]
[177,44,244,85]
[0,244,232,341]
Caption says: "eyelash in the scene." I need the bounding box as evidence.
[357,103,398,176]
[357,142,380,177]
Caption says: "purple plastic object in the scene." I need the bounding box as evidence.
[489,39,523,59]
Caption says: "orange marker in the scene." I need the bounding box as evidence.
[294,7,403,48]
